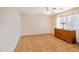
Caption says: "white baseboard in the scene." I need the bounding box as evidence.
[21,32,52,36]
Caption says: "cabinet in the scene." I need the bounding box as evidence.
[54,28,76,43]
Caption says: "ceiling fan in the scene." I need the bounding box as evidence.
[43,7,63,15]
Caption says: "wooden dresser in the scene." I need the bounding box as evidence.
[54,28,76,43]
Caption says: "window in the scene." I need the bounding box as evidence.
[56,13,79,30]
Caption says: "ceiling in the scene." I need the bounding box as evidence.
[18,7,43,15]
[18,7,74,15]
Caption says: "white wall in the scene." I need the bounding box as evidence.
[51,16,56,35]
[75,14,79,43]
[0,7,21,52]
[21,14,51,35]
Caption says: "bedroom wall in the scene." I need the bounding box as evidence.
[0,7,21,51]
[21,14,51,35]
[50,15,56,35]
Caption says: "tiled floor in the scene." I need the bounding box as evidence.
[14,34,79,52]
